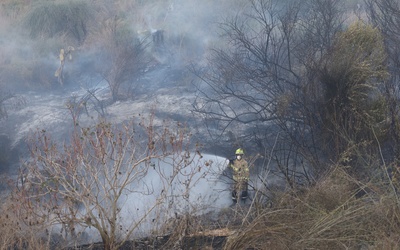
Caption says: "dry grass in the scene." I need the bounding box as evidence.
[224,167,400,250]
[1,166,400,249]
[0,194,48,250]
[23,1,91,44]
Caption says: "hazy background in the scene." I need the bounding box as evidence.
[0,0,255,244]
[0,0,246,173]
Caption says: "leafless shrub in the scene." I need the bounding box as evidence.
[93,15,153,102]
[0,91,26,120]
[194,0,390,189]
[12,114,207,249]
[65,93,91,124]
[0,194,49,250]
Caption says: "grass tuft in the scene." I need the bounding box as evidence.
[224,167,400,250]
[24,1,91,43]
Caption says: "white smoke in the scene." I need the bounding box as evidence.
[65,153,231,245]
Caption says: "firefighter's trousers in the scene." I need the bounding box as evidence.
[232,179,248,202]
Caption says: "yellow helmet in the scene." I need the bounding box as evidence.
[235,148,244,155]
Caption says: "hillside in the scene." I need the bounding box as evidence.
[1,0,400,249]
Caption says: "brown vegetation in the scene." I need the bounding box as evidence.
[1,0,400,249]
[4,165,400,250]
[223,168,400,250]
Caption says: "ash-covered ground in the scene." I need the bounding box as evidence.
[0,62,241,246]
[0,62,231,171]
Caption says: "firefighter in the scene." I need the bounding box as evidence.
[55,46,74,85]
[229,148,249,203]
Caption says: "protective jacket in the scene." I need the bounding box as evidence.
[230,159,249,182]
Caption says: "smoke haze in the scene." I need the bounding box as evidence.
[0,0,255,245]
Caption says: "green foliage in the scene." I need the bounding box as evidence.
[318,21,388,161]
[323,22,387,107]
[24,1,92,43]
[329,22,388,84]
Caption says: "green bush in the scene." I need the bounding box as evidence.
[24,1,92,43]
[318,21,388,163]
